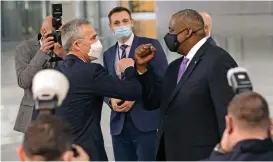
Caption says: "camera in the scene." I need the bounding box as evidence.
[49,3,63,51]
[32,69,69,115]
[227,67,253,94]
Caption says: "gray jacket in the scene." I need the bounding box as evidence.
[14,36,51,133]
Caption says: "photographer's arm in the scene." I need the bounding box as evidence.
[15,43,51,89]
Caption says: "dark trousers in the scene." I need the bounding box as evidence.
[31,106,38,120]
[112,114,157,161]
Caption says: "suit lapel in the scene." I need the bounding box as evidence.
[128,36,139,59]
[167,42,209,108]
[108,43,118,77]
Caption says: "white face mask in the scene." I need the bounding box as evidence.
[88,40,103,61]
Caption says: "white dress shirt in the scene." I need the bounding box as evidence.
[184,37,208,68]
[115,33,135,77]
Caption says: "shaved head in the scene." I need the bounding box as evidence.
[41,16,53,33]
[228,92,270,130]
[173,9,205,35]
[199,12,212,36]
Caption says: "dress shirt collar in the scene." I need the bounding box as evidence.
[118,33,134,48]
[185,37,208,62]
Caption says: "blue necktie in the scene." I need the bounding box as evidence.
[120,45,128,80]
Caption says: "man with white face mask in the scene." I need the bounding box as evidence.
[103,7,168,161]
[54,19,143,161]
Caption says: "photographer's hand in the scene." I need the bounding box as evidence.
[54,43,67,58]
[40,32,54,54]
[71,144,89,161]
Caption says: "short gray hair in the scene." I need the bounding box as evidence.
[174,9,205,37]
[60,19,90,52]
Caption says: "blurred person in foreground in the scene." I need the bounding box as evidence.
[103,7,168,161]
[17,115,89,161]
[14,16,66,133]
[55,18,142,161]
[133,9,237,160]
[207,92,273,160]
[199,12,217,46]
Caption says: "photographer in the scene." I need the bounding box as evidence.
[17,114,89,161]
[207,92,273,160]
[14,16,66,133]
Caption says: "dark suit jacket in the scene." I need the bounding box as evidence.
[138,41,238,160]
[207,36,217,46]
[55,54,142,161]
[103,36,168,135]
[207,138,273,160]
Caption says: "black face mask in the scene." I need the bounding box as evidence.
[164,28,188,52]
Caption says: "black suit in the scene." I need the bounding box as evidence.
[55,55,142,161]
[138,41,237,160]
[207,36,217,46]
[207,138,273,160]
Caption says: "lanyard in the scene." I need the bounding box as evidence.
[117,45,122,60]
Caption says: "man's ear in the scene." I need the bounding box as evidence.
[109,23,115,33]
[131,18,135,28]
[225,115,233,134]
[72,40,81,51]
[17,146,26,161]
[62,150,74,162]
[185,28,193,38]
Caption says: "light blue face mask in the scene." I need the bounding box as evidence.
[114,26,132,39]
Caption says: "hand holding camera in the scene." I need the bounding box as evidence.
[40,32,55,54]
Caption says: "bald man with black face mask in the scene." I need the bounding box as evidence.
[133,9,238,160]
[14,16,66,133]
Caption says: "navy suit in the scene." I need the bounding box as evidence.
[138,41,237,160]
[207,36,217,46]
[207,138,273,160]
[103,36,168,160]
[55,55,142,161]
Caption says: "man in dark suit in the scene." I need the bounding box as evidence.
[55,19,142,161]
[103,7,168,161]
[199,12,217,46]
[208,92,273,160]
[14,16,66,133]
[133,9,238,160]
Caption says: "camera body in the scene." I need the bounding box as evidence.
[227,67,253,94]
[49,4,63,51]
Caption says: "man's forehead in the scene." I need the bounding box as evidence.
[170,15,184,29]
[111,11,130,20]
[81,24,96,36]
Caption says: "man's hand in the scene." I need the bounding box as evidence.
[118,58,135,73]
[54,42,67,58]
[70,144,89,161]
[220,128,231,153]
[135,43,156,73]
[111,98,135,112]
[40,32,55,54]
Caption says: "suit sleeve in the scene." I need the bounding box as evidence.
[86,64,142,101]
[150,39,168,77]
[137,65,163,110]
[102,52,112,108]
[15,43,50,89]
[208,53,238,135]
